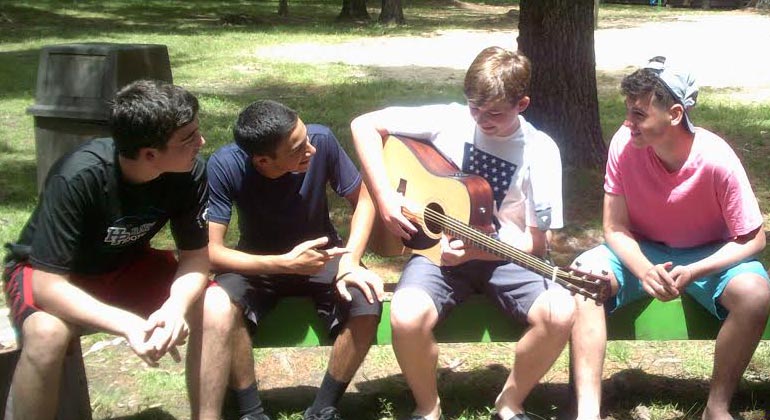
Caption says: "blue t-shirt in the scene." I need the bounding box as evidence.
[207,124,361,254]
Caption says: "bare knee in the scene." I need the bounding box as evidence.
[390,288,437,334]
[722,274,770,320]
[528,289,576,333]
[201,286,239,334]
[21,312,76,367]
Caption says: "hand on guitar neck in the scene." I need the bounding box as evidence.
[375,189,419,240]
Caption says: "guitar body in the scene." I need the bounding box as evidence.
[370,135,495,265]
[368,136,612,302]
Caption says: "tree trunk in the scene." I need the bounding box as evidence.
[518,0,606,168]
[338,0,370,20]
[379,0,405,24]
[278,0,288,16]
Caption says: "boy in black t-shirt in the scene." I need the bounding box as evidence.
[191,100,383,420]
[2,80,210,419]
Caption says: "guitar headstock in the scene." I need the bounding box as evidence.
[557,266,613,303]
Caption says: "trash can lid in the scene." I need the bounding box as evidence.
[27,42,173,121]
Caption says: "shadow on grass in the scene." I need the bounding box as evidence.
[250,365,569,420]
[107,407,178,420]
[0,0,518,47]
[220,366,770,419]
[601,368,770,419]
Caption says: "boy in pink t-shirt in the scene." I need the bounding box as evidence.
[570,57,770,420]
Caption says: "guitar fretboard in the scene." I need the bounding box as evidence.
[404,206,604,301]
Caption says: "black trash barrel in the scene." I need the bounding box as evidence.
[27,43,173,191]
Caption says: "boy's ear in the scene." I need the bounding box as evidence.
[517,96,531,113]
[251,154,271,169]
[138,147,157,162]
[669,103,685,127]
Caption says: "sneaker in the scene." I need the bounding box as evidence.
[303,406,343,420]
[239,414,271,420]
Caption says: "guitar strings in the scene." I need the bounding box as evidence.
[404,207,603,295]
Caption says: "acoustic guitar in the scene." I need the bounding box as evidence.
[369,135,610,303]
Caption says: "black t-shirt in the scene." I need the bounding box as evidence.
[8,138,208,275]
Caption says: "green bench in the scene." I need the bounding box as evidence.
[253,291,770,347]
[4,287,769,419]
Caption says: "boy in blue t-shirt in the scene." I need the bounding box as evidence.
[190,100,383,420]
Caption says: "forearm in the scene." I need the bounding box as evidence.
[164,247,210,315]
[340,186,375,272]
[32,270,145,336]
[687,227,766,278]
[605,229,654,279]
[209,244,288,275]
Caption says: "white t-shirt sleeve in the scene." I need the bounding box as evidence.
[525,132,564,230]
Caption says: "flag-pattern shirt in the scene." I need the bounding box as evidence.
[374,102,563,246]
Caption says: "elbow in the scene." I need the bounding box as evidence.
[350,115,369,139]
[207,245,225,273]
[754,227,766,253]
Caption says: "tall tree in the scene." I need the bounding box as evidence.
[518,0,607,168]
[337,0,370,20]
[379,0,405,24]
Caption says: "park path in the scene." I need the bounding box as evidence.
[256,11,770,98]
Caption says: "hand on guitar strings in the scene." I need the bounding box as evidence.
[439,234,492,266]
[284,236,350,276]
[378,190,418,240]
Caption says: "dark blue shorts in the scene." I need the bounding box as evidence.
[214,257,382,338]
[397,255,560,325]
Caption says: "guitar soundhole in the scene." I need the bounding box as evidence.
[425,202,444,235]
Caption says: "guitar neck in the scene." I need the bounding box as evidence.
[434,212,558,279]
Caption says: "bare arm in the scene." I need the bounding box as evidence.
[350,113,417,239]
[31,269,162,365]
[670,225,766,290]
[208,221,347,276]
[335,182,384,302]
[603,193,678,301]
[338,182,373,271]
[164,246,209,315]
[32,269,146,336]
[208,221,286,274]
[144,246,209,360]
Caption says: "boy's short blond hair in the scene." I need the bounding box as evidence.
[463,46,531,107]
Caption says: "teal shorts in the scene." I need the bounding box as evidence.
[580,241,768,320]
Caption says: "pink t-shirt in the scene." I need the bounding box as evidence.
[605,126,762,248]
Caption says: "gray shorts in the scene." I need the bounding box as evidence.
[397,255,558,325]
[214,258,382,338]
